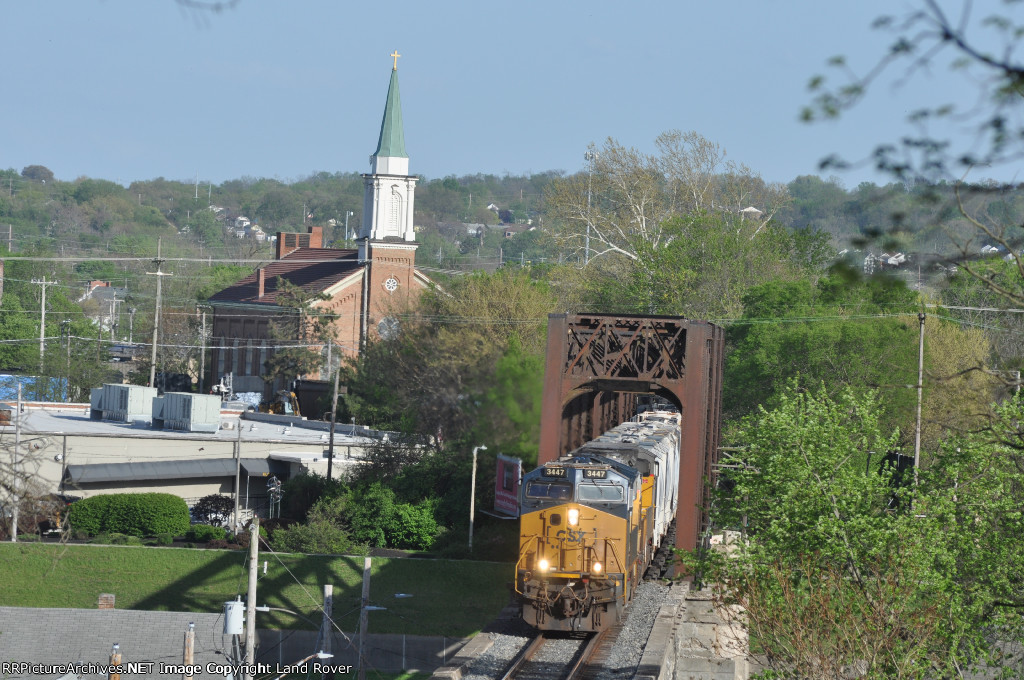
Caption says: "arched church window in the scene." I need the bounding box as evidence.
[389,185,403,234]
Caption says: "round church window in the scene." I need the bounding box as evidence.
[383,276,399,292]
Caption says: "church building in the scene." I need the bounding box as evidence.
[207,55,429,396]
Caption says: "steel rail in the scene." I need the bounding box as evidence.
[564,630,607,680]
[499,634,546,680]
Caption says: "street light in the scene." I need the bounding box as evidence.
[345,211,354,242]
[469,444,487,551]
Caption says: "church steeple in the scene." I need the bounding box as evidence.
[371,53,408,175]
[361,52,418,245]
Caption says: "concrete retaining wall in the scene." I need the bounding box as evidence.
[636,583,749,680]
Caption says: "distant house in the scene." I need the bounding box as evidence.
[78,281,129,334]
[235,216,251,229]
[503,225,534,238]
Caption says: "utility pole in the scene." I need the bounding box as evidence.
[109,297,123,341]
[357,557,371,680]
[11,383,21,542]
[62,320,71,398]
[321,584,334,679]
[326,339,332,382]
[913,312,926,490]
[244,518,259,680]
[469,445,486,551]
[326,367,343,482]
[128,308,136,344]
[147,238,172,389]
[199,307,208,393]
[584,150,597,265]
[31,276,51,369]
[233,424,242,534]
[183,622,195,680]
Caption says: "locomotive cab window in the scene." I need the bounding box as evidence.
[525,481,572,500]
[577,484,625,503]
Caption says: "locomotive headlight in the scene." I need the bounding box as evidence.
[592,562,602,574]
[568,508,579,526]
[537,558,549,571]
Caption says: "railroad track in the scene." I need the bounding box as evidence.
[499,632,604,680]
[499,631,608,680]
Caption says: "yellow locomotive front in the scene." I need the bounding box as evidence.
[515,455,643,632]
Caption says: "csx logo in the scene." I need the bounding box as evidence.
[556,529,587,543]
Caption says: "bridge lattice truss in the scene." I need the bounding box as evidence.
[561,315,688,388]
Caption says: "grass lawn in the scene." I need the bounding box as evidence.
[0,543,513,637]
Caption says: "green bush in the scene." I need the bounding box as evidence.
[191,495,234,527]
[107,533,142,546]
[187,524,227,542]
[392,499,441,550]
[280,473,348,521]
[67,496,113,536]
[154,532,174,546]
[271,497,364,555]
[347,483,441,550]
[69,493,189,537]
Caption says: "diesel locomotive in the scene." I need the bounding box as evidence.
[515,409,682,632]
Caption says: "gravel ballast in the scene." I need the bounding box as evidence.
[460,580,672,680]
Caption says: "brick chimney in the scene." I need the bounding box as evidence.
[257,268,266,298]
[275,225,324,259]
[307,225,323,248]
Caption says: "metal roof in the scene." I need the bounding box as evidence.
[64,458,287,484]
[207,248,361,305]
[373,69,408,159]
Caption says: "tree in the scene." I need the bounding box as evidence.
[724,269,919,431]
[344,269,556,444]
[804,1,1024,183]
[261,278,337,386]
[545,131,790,265]
[20,165,54,183]
[920,314,1001,449]
[691,384,1024,679]
[0,421,61,540]
[618,213,831,319]
[805,0,1024,398]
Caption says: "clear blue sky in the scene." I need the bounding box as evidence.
[0,0,993,188]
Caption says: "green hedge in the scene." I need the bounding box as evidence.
[186,524,228,542]
[69,493,190,537]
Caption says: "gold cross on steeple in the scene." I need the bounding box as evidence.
[390,50,401,70]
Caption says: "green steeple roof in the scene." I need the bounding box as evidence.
[373,69,407,159]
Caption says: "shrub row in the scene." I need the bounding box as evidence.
[69,493,190,537]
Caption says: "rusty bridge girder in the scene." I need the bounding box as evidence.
[537,313,724,552]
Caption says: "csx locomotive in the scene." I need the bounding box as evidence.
[515,409,682,632]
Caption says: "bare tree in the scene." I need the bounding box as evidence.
[0,418,65,541]
[546,131,791,265]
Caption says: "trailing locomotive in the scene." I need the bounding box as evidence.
[515,409,682,632]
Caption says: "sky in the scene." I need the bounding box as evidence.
[0,0,1004,189]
